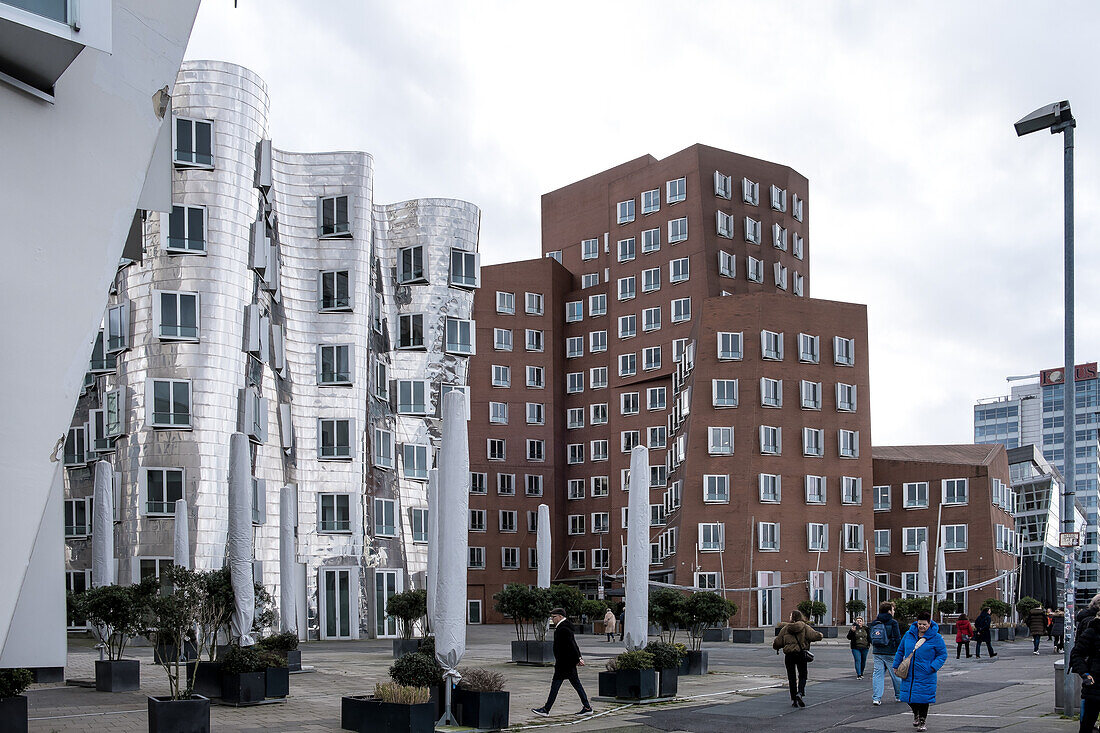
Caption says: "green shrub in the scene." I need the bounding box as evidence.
[387,589,428,640]
[375,682,431,704]
[0,669,34,699]
[796,600,828,623]
[892,597,931,624]
[418,635,435,658]
[549,584,586,619]
[582,599,608,621]
[220,644,267,675]
[643,641,684,670]
[935,599,958,616]
[1016,596,1042,617]
[648,588,688,643]
[981,598,1012,619]
[71,581,154,660]
[389,652,443,688]
[684,592,737,650]
[258,650,286,669]
[256,631,299,652]
[457,667,506,692]
[845,599,867,622]
[615,650,656,671]
[493,583,553,641]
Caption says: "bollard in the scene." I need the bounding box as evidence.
[1055,660,1082,716]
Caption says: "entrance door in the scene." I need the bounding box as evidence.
[321,568,352,639]
[374,569,402,638]
[758,571,780,627]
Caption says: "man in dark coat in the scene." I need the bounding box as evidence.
[1070,612,1100,732]
[532,608,593,716]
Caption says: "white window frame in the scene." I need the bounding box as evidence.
[708,427,733,455]
[712,378,738,408]
[617,199,635,225]
[668,217,688,243]
[802,427,824,457]
[759,473,781,503]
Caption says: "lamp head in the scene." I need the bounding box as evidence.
[1015,100,1073,136]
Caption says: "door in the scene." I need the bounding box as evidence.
[321,568,352,639]
[758,571,780,627]
[374,568,402,638]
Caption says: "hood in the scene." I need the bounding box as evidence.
[904,620,940,640]
[781,620,808,635]
[874,612,894,625]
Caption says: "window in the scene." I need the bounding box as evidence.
[617,237,636,262]
[145,468,183,516]
[569,550,586,571]
[642,228,661,253]
[402,444,429,480]
[499,510,518,533]
[373,428,394,469]
[708,427,733,455]
[582,273,600,289]
[621,430,640,453]
[637,270,659,297]
[808,523,828,552]
[742,177,759,205]
[641,188,661,214]
[838,429,860,459]
[374,360,388,400]
[397,380,428,413]
[496,291,514,314]
[774,262,788,290]
[943,478,968,505]
[715,210,733,238]
[793,194,804,221]
[592,549,610,570]
[943,524,968,551]
[525,329,544,352]
[568,514,585,535]
[581,238,599,261]
[491,365,510,388]
[587,328,607,353]
[668,217,688,243]
[761,330,784,360]
[167,205,206,254]
[591,439,609,462]
[501,548,520,570]
[831,382,857,415]
[844,524,864,552]
[526,402,544,425]
[63,426,87,466]
[803,428,824,457]
[873,485,891,511]
[148,379,191,428]
[526,292,544,315]
[470,473,487,494]
[469,509,486,532]
[319,494,351,533]
[648,425,667,448]
[374,498,396,537]
[104,387,125,437]
[758,522,779,551]
[567,479,586,500]
[667,177,686,203]
[410,507,429,543]
[874,529,890,555]
[842,477,863,505]
[315,195,351,238]
[526,439,545,462]
[616,353,636,377]
[566,372,583,394]
[770,184,787,212]
[174,117,213,167]
[698,523,724,552]
[761,377,783,408]
[671,297,691,323]
[760,425,781,455]
[744,217,762,244]
[591,476,609,497]
[803,475,826,504]
[449,249,479,288]
[904,482,929,509]
[317,344,352,385]
[319,270,351,311]
[319,418,353,459]
[487,438,505,461]
[793,232,804,259]
[63,498,91,537]
[566,301,583,322]
[643,346,661,371]
[618,276,636,301]
[494,328,513,351]
[669,257,690,284]
[156,291,199,340]
[398,313,425,349]
[903,527,928,553]
[590,367,608,389]
[642,306,661,332]
[497,473,515,495]
[592,512,610,534]
[801,380,822,410]
[700,473,729,503]
[834,336,855,366]
[747,255,764,283]
[619,314,637,339]
[617,199,635,224]
[589,293,607,316]
[772,223,788,251]
[759,473,781,502]
[792,272,804,297]
[567,408,584,429]
[712,379,738,408]
[591,404,608,426]
[468,547,485,569]
[621,392,640,415]
[526,366,545,388]
[397,245,426,284]
[798,334,819,363]
[647,386,666,411]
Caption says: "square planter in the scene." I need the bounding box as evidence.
[154,640,198,665]
[147,695,210,733]
[616,669,657,700]
[96,659,140,692]
[0,696,28,733]
[598,671,618,697]
[280,649,302,672]
[579,623,594,635]
[265,666,289,698]
[221,671,265,705]
[455,689,509,730]
[731,628,764,644]
[524,640,555,666]
[341,695,435,733]
[192,661,222,699]
[509,640,528,664]
[657,667,678,697]
[818,625,839,638]
[392,638,421,658]
[676,656,690,676]
[684,650,708,676]
[701,627,732,642]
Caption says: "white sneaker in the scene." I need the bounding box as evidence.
[872,700,881,706]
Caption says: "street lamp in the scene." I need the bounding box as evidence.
[1015,99,1075,713]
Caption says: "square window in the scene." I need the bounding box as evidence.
[667,178,686,204]
[808,523,828,552]
[318,344,352,385]
[468,547,485,569]
[566,372,583,393]
[526,292,544,315]
[319,493,351,533]
[445,318,476,355]
[319,270,352,311]
[714,171,732,199]
[717,332,743,360]
[566,336,583,358]
[526,366,545,388]
[148,379,191,428]
[802,427,824,457]
[319,195,351,237]
[396,380,428,413]
[167,205,207,253]
[526,402,544,425]
[834,336,856,366]
[759,425,781,455]
[449,249,479,288]
[319,418,354,459]
[642,189,660,214]
[875,529,890,555]
[712,379,738,408]
[494,328,513,351]
[747,256,764,283]
[874,485,891,511]
[145,468,184,516]
[174,117,213,167]
[842,477,863,505]
[744,217,762,244]
[581,238,599,260]
[491,365,511,388]
[619,314,637,339]
[487,438,506,461]
[837,383,857,412]
[617,237,636,262]
[156,291,199,340]
[590,404,608,425]
[758,523,780,551]
[772,223,788,251]
[397,245,426,284]
[839,429,860,458]
[642,228,661,253]
[770,184,787,212]
[470,473,487,494]
[582,273,600,289]
[618,276,636,301]
[567,408,584,429]
[525,329,544,352]
[373,428,394,469]
[496,291,515,314]
[943,478,968,505]
[647,386,666,411]
[708,427,733,455]
[801,380,822,410]
[566,301,583,322]
[642,267,661,293]
[805,475,826,504]
[668,217,688,243]
[698,522,724,552]
[798,334,819,363]
[489,401,508,424]
[398,313,425,349]
[904,482,929,509]
[742,177,759,205]
[589,293,607,316]
[497,473,515,495]
[761,377,783,408]
[716,210,734,238]
[761,330,784,360]
[526,439,545,462]
[590,367,608,389]
[591,476,609,497]
[617,200,635,224]
[621,392,640,416]
[670,257,689,283]
[643,346,661,371]
[671,297,691,323]
[590,331,607,353]
[759,473,781,503]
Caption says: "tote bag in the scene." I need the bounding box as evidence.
[896,638,926,680]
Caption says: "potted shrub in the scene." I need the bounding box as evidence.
[550,584,587,631]
[342,682,434,733]
[387,589,428,658]
[494,584,553,664]
[260,650,289,699]
[599,657,618,698]
[683,592,736,675]
[845,598,867,624]
[144,567,211,733]
[644,641,684,697]
[73,580,155,692]
[935,598,958,629]
[219,645,267,705]
[454,667,509,730]
[648,588,687,644]
[581,599,608,635]
[390,651,445,719]
[0,668,33,733]
[256,631,301,672]
[614,650,657,700]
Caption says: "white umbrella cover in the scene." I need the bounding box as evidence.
[427,469,439,631]
[934,541,948,602]
[173,498,189,570]
[536,504,551,589]
[624,445,650,650]
[228,432,255,645]
[917,540,929,595]
[91,461,114,587]
[279,483,297,634]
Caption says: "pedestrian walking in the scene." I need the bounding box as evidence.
[1053,609,1066,653]
[954,613,973,659]
[892,611,947,732]
[869,601,902,706]
[617,605,625,642]
[1046,608,1055,641]
[531,608,592,717]
[1070,610,1100,732]
[847,616,870,679]
[1077,594,1100,630]
[602,607,617,642]
[772,609,823,708]
[973,607,997,658]
[1028,605,1050,655]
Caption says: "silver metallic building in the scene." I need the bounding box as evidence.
[62,60,480,640]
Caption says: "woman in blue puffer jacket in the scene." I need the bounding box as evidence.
[892,611,947,731]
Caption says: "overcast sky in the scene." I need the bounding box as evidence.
[185,1,1099,447]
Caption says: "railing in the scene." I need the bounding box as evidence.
[166,237,206,252]
[320,520,350,532]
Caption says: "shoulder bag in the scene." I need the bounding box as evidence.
[896,638,926,680]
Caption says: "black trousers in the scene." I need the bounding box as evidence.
[543,667,590,711]
[909,702,929,719]
[975,636,995,656]
[956,641,971,658]
[784,652,807,700]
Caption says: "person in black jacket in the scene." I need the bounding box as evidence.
[1070,613,1100,732]
[532,608,592,716]
[870,602,902,705]
[973,608,997,658]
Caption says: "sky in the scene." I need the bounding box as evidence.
[184,1,1100,447]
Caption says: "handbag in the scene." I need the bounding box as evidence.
[961,634,971,643]
[802,649,815,663]
[896,638,926,680]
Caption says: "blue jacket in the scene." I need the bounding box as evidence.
[893,621,948,704]
[870,611,901,655]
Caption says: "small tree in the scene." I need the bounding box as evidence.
[981,598,1012,621]
[683,592,736,651]
[796,600,828,624]
[845,599,866,623]
[387,589,428,640]
[548,584,586,620]
[893,597,931,626]
[648,588,688,643]
[73,580,156,661]
[935,598,958,617]
[144,567,207,700]
[1016,596,1042,619]
[493,584,531,641]
[582,599,608,622]
[527,587,554,641]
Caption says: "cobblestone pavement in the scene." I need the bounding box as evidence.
[25,629,1078,731]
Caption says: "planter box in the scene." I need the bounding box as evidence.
[153,640,198,665]
[265,666,289,698]
[95,659,140,692]
[598,671,618,697]
[616,669,657,700]
[995,627,1016,642]
[392,638,421,658]
[192,661,222,699]
[525,640,555,665]
[657,667,678,697]
[817,626,839,638]
[731,628,764,644]
[147,695,210,733]
[676,656,690,675]
[278,649,302,672]
[940,623,956,635]
[701,627,732,642]
[455,689,509,730]
[684,650,708,676]
[510,640,528,664]
[341,695,435,733]
[0,696,27,733]
[221,671,265,705]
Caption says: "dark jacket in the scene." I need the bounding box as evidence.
[1028,608,1050,636]
[772,620,823,655]
[955,619,974,643]
[552,619,582,673]
[847,625,870,650]
[974,609,992,641]
[1078,606,1098,631]
[1070,616,1100,700]
[893,621,948,704]
[1052,613,1066,636]
[870,611,902,655]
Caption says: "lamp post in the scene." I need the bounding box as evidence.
[1015,99,1075,713]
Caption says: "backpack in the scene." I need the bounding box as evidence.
[869,620,889,646]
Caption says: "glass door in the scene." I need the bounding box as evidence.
[758,571,780,627]
[322,568,352,639]
[374,569,401,638]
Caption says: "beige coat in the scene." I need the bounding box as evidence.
[772,620,824,655]
[603,609,617,633]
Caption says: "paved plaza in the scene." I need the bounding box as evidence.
[26,628,1078,732]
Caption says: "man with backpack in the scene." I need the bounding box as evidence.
[869,601,902,706]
